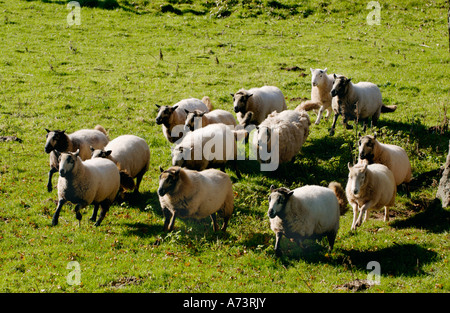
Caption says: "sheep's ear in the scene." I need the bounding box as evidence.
[324,68,327,73]
[347,78,352,82]
[373,132,377,139]
[105,150,112,156]
[61,129,66,134]
[247,94,253,99]
[174,167,181,175]
[287,191,294,198]
[347,162,352,170]
[184,109,190,114]
[310,68,314,73]
[333,73,337,79]
[159,166,164,173]
[230,93,234,97]
[74,149,80,157]
[172,105,178,111]
[270,185,276,192]
[45,128,51,133]
[90,146,95,152]
[155,104,161,109]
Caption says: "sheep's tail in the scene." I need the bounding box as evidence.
[381,104,397,113]
[328,182,349,216]
[202,96,213,111]
[120,171,135,191]
[295,100,321,112]
[94,125,109,139]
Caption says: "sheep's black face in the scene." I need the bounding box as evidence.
[45,129,67,154]
[358,136,376,163]
[331,76,350,98]
[155,105,175,126]
[268,187,293,219]
[158,167,181,197]
[91,149,112,159]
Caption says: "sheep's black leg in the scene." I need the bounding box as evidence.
[134,167,147,195]
[274,232,283,257]
[221,215,230,232]
[90,204,99,222]
[52,198,66,226]
[74,204,84,226]
[329,114,340,136]
[163,208,176,232]
[233,160,241,179]
[47,167,58,192]
[405,182,411,199]
[95,201,111,226]
[210,213,219,232]
[326,231,337,251]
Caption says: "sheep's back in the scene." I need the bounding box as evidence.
[368,164,396,206]
[84,158,120,203]
[377,143,412,185]
[69,129,109,160]
[353,82,383,116]
[286,186,340,236]
[246,86,286,123]
[105,135,150,178]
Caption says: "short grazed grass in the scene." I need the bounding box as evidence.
[0,0,449,292]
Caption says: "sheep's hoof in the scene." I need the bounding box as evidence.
[346,124,353,130]
[329,129,335,136]
[94,221,101,227]
[51,219,58,226]
[75,212,82,221]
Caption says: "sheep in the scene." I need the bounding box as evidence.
[44,125,109,192]
[90,134,150,195]
[52,149,120,227]
[297,68,336,125]
[158,166,234,232]
[267,182,348,257]
[329,75,397,136]
[252,109,310,169]
[346,161,396,231]
[358,134,412,198]
[171,123,244,178]
[155,97,211,143]
[231,86,287,126]
[184,109,237,131]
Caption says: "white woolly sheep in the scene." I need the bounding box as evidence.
[252,109,310,167]
[171,123,244,178]
[155,97,211,143]
[329,75,397,136]
[346,161,396,230]
[52,150,120,227]
[45,125,109,192]
[297,68,336,125]
[358,134,412,198]
[91,134,150,195]
[184,109,237,131]
[268,182,348,257]
[231,86,287,126]
[158,166,234,232]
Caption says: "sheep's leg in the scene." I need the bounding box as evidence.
[90,204,99,222]
[274,232,283,257]
[233,160,241,179]
[163,208,176,232]
[350,202,359,231]
[74,204,85,226]
[326,231,337,251]
[47,167,58,193]
[221,215,230,232]
[134,167,147,194]
[384,206,390,222]
[210,213,219,232]
[329,114,340,136]
[405,182,411,199]
[52,198,66,226]
[355,201,373,228]
[95,201,111,227]
[315,106,325,125]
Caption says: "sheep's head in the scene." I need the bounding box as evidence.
[347,161,368,195]
[171,145,192,168]
[358,134,377,163]
[231,90,253,114]
[45,128,68,154]
[155,104,178,126]
[158,166,181,197]
[331,75,351,98]
[310,68,327,87]
[59,150,80,177]
[184,109,205,131]
[90,146,112,159]
[268,185,294,219]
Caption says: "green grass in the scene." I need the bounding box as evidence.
[0,0,449,292]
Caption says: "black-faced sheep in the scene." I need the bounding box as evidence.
[158,166,234,232]
[44,125,109,192]
[251,109,310,170]
[346,161,396,230]
[155,97,211,143]
[329,75,397,136]
[91,134,150,196]
[231,86,287,126]
[268,183,348,257]
[358,134,412,198]
[171,123,244,178]
[184,109,237,131]
[52,150,120,227]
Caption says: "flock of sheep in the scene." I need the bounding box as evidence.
[44,67,412,256]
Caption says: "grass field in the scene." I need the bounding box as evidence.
[0,0,449,293]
